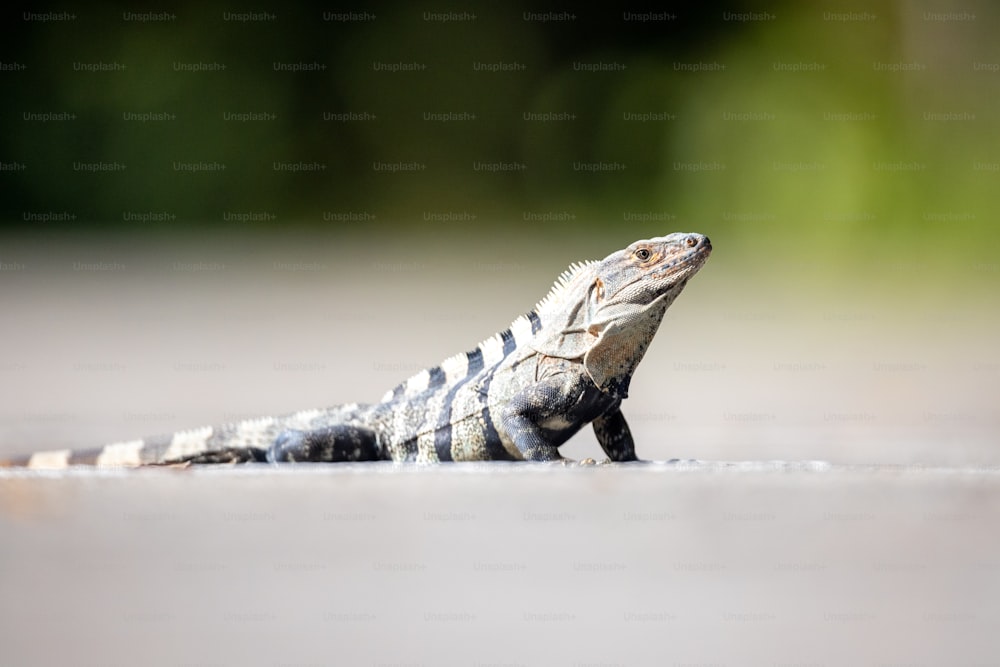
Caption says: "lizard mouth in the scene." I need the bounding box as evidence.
[651,240,711,281]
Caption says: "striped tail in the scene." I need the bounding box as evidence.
[0,446,147,470]
[0,438,205,470]
[0,453,35,468]
[0,406,362,470]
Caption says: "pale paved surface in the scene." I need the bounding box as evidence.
[1,462,999,666]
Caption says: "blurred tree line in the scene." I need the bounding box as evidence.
[1,1,998,273]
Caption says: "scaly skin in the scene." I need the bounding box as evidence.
[2,233,711,468]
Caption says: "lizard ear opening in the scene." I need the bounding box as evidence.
[593,278,604,302]
[585,277,604,322]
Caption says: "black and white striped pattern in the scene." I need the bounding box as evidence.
[6,406,363,470]
[380,259,596,405]
[372,260,599,462]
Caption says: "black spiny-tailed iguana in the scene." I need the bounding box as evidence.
[2,233,712,469]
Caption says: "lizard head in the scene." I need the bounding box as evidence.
[582,232,711,392]
[591,232,712,323]
[531,232,712,394]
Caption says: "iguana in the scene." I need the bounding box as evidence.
[2,232,711,469]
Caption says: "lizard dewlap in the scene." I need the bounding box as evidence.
[4,233,711,468]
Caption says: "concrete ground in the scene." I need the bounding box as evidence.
[2,462,999,665]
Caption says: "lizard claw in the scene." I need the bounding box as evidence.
[543,457,577,466]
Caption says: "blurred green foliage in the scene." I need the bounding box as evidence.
[2,1,999,276]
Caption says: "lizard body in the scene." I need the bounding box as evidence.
[2,233,711,469]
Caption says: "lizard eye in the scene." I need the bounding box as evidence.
[634,248,651,261]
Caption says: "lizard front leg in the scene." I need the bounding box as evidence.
[499,413,563,461]
[592,408,639,462]
[495,380,591,462]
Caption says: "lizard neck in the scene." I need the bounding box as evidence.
[582,299,670,396]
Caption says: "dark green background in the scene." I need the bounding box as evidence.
[3,1,998,282]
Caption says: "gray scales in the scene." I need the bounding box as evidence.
[2,233,712,469]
